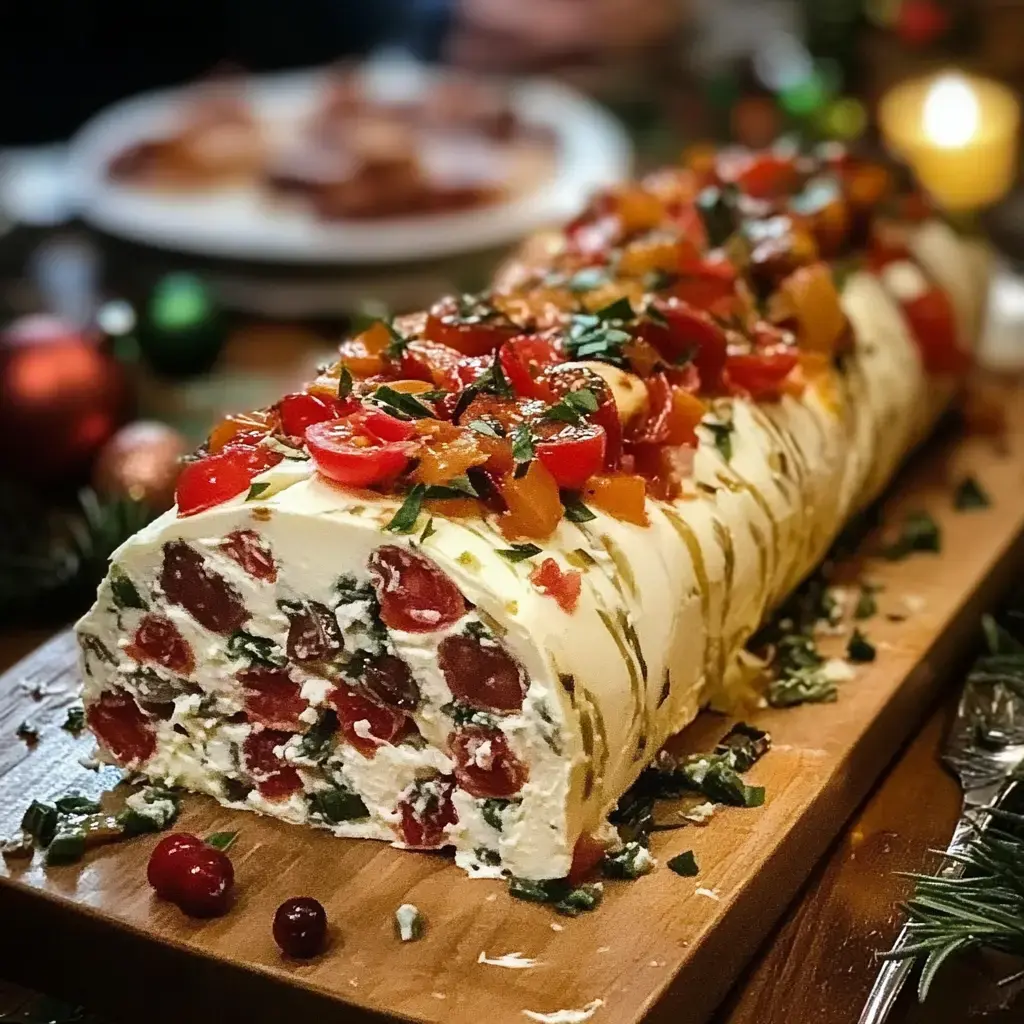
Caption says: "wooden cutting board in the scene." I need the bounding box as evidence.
[3,382,1024,1024]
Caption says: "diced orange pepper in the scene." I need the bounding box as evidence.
[412,421,489,486]
[617,238,681,278]
[207,409,278,452]
[579,280,645,314]
[498,460,563,540]
[665,389,707,446]
[423,497,484,520]
[388,379,434,395]
[338,321,392,377]
[780,262,848,355]
[612,186,665,236]
[584,474,649,527]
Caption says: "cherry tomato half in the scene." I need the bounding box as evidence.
[723,347,799,400]
[655,298,729,393]
[424,296,517,357]
[533,421,606,490]
[175,444,284,517]
[499,336,560,401]
[279,391,359,438]
[305,412,416,487]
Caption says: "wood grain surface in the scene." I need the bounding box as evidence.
[2,393,1024,1024]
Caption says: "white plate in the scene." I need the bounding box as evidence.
[68,61,633,266]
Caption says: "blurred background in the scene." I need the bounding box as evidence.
[1,0,1022,630]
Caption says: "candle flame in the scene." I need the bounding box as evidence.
[922,74,979,148]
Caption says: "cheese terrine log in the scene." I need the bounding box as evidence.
[76,147,988,881]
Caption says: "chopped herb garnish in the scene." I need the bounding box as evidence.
[385,485,426,534]
[714,722,771,772]
[109,566,147,610]
[117,787,180,835]
[55,795,102,815]
[695,185,739,248]
[227,630,287,668]
[847,628,877,663]
[703,418,734,462]
[767,633,836,708]
[441,701,499,729]
[423,476,478,500]
[566,267,612,293]
[46,830,87,865]
[562,494,597,523]
[62,706,86,736]
[667,851,699,877]
[310,787,369,824]
[882,511,942,560]
[481,798,516,831]
[370,385,436,420]
[467,418,503,439]
[564,313,632,367]
[511,423,535,476]
[376,319,409,359]
[497,543,543,563]
[541,388,599,426]
[419,517,437,543]
[554,882,603,917]
[507,876,603,916]
[205,830,239,851]
[954,476,991,511]
[300,710,339,762]
[246,482,271,501]
[474,846,502,866]
[602,841,655,880]
[338,365,353,399]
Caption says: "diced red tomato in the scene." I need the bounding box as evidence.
[399,339,464,390]
[305,412,416,488]
[175,444,284,517]
[533,421,606,490]
[220,529,277,582]
[449,726,529,798]
[902,287,970,375]
[438,633,527,713]
[327,685,410,758]
[128,613,195,675]
[279,391,359,438]
[397,777,458,849]
[655,299,729,393]
[361,654,421,711]
[160,541,249,635]
[242,729,303,801]
[367,545,467,633]
[569,832,609,884]
[529,558,582,614]
[239,666,308,730]
[669,255,738,312]
[499,336,560,401]
[86,689,156,768]
[424,296,517,357]
[284,600,344,663]
[583,474,649,527]
[719,152,799,200]
[723,347,800,400]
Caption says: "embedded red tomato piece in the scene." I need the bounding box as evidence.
[86,689,156,768]
[438,633,527,713]
[361,654,421,711]
[529,558,582,614]
[175,444,284,517]
[533,421,606,490]
[541,363,622,470]
[723,348,799,400]
[305,413,415,488]
[449,725,529,798]
[367,545,467,633]
[242,729,303,801]
[220,529,277,582]
[279,391,359,438]
[129,613,195,675]
[284,600,344,663]
[902,287,969,375]
[239,666,308,730]
[328,684,410,758]
[397,777,458,849]
[424,296,517,357]
[656,298,729,392]
[399,339,464,390]
[569,832,609,884]
[160,541,249,635]
[668,257,738,313]
[499,336,559,401]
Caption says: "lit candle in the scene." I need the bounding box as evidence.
[879,71,1020,211]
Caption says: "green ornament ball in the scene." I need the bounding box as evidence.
[137,273,226,378]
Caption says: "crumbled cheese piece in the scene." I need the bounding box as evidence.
[550,922,564,932]
[432,993,446,1001]
[125,788,177,828]
[822,658,856,683]
[522,999,605,1023]
[394,903,424,942]
[681,801,716,825]
[596,946,610,954]
[695,887,721,901]
[902,594,927,615]
[353,719,375,741]
[479,951,541,969]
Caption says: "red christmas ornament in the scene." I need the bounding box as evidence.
[895,0,950,48]
[0,315,131,484]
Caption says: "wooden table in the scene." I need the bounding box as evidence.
[2,628,1021,1023]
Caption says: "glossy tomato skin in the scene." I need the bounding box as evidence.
[175,445,284,517]
[279,392,359,438]
[305,413,415,487]
[499,336,559,401]
[655,299,729,393]
[533,422,606,490]
[723,348,799,400]
[424,296,517,357]
[541,363,622,470]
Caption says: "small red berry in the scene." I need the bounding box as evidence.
[273,897,328,958]
[174,846,235,918]
[147,833,204,898]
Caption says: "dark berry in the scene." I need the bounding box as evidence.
[174,846,235,918]
[273,897,328,958]
[147,833,204,898]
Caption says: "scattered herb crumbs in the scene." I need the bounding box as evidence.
[667,851,699,877]
[21,801,58,845]
[300,711,339,762]
[554,883,603,917]
[205,831,239,852]
[55,795,101,815]
[481,798,515,831]
[847,629,877,663]
[62,706,86,736]
[310,787,369,824]
[498,543,542,563]
[385,485,426,534]
[881,511,941,560]
[953,476,991,510]
[227,630,287,668]
[602,841,656,880]
[16,721,39,743]
[767,634,836,708]
[395,903,425,941]
[246,482,271,501]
